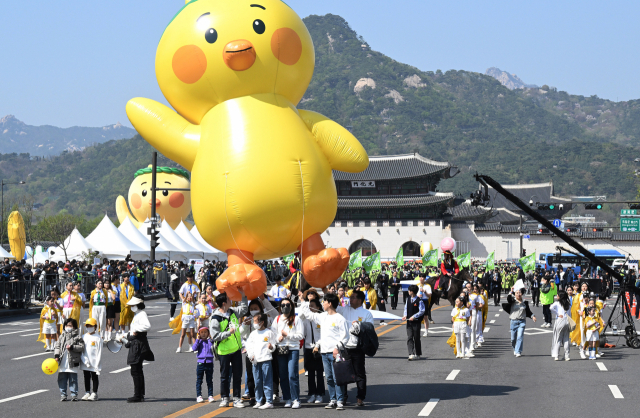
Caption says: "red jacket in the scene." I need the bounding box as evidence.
[440,260,459,275]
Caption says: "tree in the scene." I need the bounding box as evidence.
[37,213,82,262]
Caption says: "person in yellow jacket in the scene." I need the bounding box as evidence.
[348,278,377,310]
[60,282,82,333]
[37,296,59,351]
[119,275,136,337]
[88,280,108,340]
[569,284,581,346]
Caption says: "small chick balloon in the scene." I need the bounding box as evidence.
[126,0,369,300]
[8,211,26,260]
[116,165,193,230]
[42,358,58,375]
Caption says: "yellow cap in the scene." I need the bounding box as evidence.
[85,318,97,327]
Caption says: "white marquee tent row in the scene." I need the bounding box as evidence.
[37,215,226,263]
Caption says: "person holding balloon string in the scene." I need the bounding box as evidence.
[37,296,60,352]
[54,318,85,402]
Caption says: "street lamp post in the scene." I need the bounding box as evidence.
[1,180,26,247]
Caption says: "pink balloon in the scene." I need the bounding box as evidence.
[440,237,456,252]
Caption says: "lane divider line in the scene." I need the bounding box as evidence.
[445,370,460,381]
[0,389,48,404]
[0,328,39,336]
[596,362,607,371]
[418,398,440,416]
[494,314,500,317]
[608,385,623,399]
[157,329,174,333]
[499,309,503,312]
[12,352,51,360]
[484,327,490,333]
[110,362,149,374]
[490,320,496,324]
[19,333,42,337]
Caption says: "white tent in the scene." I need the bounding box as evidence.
[191,225,227,261]
[158,219,203,260]
[175,221,221,261]
[137,219,189,261]
[86,215,146,260]
[0,245,15,259]
[49,228,95,262]
[119,217,170,260]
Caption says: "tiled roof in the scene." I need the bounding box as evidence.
[612,233,640,241]
[337,192,455,208]
[333,153,458,181]
[486,182,571,220]
[474,223,502,232]
[446,202,496,223]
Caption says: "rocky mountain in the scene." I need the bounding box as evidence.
[485,67,538,90]
[0,115,136,155]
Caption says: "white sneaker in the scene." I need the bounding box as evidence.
[292,400,300,409]
[88,393,98,401]
[284,400,292,408]
[336,402,345,411]
[515,353,521,357]
[314,396,322,404]
[233,398,245,408]
[187,347,194,353]
[170,317,174,321]
[259,403,274,409]
[565,357,570,361]
[208,396,214,403]
[553,357,559,361]
[422,331,428,337]
[253,403,261,409]
[219,397,230,407]
[197,396,204,403]
[380,322,388,326]
[325,400,337,409]
[81,393,91,401]
[465,352,475,358]
[307,395,316,403]
[595,353,602,358]
[580,351,586,359]
[273,394,280,403]
[176,347,182,353]
[305,371,308,376]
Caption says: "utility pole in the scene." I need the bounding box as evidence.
[519,215,524,257]
[148,153,160,261]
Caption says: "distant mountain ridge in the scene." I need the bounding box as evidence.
[0,115,136,155]
[485,67,538,90]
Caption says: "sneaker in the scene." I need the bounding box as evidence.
[292,400,301,409]
[315,396,322,404]
[176,347,182,353]
[465,353,475,358]
[307,395,316,403]
[380,322,387,326]
[305,371,309,376]
[60,395,68,402]
[595,353,602,358]
[515,353,521,358]
[422,331,428,337]
[430,320,435,324]
[253,403,261,409]
[259,403,274,409]
[170,317,174,321]
[580,351,586,359]
[476,342,482,347]
[187,347,194,353]
[82,393,91,401]
[284,400,292,408]
[357,399,365,407]
[70,397,78,402]
[565,357,570,361]
[408,355,415,361]
[208,396,215,403]
[336,402,345,411]
[325,400,337,409]
[233,398,245,408]
[553,357,559,361]
[197,396,204,403]
[273,394,280,403]
[416,355,421,360]
[88,393,98,401]
[241,394,252,401]
[219,397,231,408]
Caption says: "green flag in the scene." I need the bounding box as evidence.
[395,247,404,267]
[283,253,295,265]
[348,249,362,270]
[486,251,495,270]
[362,252,381,273]
[519,252,536,272]
[422,249,438,267]
[456,251,471,268]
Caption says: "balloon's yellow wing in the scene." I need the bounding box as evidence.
[298,109,369,173]
[116,195,141,228]
[8,211,25,259]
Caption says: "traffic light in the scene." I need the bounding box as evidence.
[592,228,603,232]
[537,204,553,210]
[630,203,640,210]
[585,203,603,210]
[522,249,527,257]
[147,227,160,249]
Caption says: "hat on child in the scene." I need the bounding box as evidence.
[85,318,97,327]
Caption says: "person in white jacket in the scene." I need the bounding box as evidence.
[246,313,277,409]
[81,318,102,401]
[302,299,325,404]
[271,297,304,409]
[298,293,349,411]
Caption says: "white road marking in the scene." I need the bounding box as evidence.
[146,314,165,318]
[490,320,496,324]
[608,385,623,399]
[499,309,503,312]
[484,327,490,333]
[0,321,36,327]
[110,362,149,374]
[157,329,174,333]
[524,328,553,336]
[596,362,607,371]
[494,314,500,317]
[445,370,459,381]
[423,326,452,334]
[20,333,41,337]
[12,352,51,360]
[0,328,39,336]
[418,398,439,416]
[0,390,48,404]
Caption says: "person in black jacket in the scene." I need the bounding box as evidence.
[502,288,537,357]
[168,274,180,320]
[389,270,401,310]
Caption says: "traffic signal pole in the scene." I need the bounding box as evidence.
[150,152,158,262]
[519,215,524,258]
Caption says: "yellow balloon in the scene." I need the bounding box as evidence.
[116,166,193,230]
[420,242,433,256]
[125,0,369,296]
[8,211,25,260]
[42,358,58,375]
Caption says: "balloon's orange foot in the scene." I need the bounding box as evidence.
[301,247,350,288]
[216,254,267,301]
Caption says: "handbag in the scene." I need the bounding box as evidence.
[310,322,322,360]
[276,315,290,356]
[567,317,576,332]
[333,343,356,386]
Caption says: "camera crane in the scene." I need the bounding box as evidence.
[472,174,640,348]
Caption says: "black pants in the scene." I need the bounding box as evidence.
[542,304,551,324]
[493,288,501,305]
[244,355,255,398]
[347,348,366,400]
[170,301,178,317]
[425,299,432,321]
[406,321,422,356]
[219,350,243,399]
[403,291,409,304]
[390,291,399,309]
[377,299,387,320]
[531,288,540,306]
[303,348,325,396]
[130,361,145,398]
[83,370,99,393]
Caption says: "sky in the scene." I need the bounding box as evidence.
[1,0,639,128]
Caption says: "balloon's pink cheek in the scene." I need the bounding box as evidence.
[131,193,142,209]
[170,193,185,208]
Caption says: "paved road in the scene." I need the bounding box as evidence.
[0,296,637,418]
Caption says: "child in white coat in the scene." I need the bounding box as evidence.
[81,318,102,401]
[246,313,277,410]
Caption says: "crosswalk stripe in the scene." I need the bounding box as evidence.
[418,399,440,416]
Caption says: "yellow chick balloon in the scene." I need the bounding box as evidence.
[116,165,193,230]
[126,0,369,300]
[8,211,26,260]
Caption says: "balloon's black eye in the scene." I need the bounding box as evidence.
[162,190,169,197]
[141,190,147,197]
[205,28,218,44]
[253,19,265,34]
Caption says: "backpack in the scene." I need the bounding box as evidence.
[356,322,379,357]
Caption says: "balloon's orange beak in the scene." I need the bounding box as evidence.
[223,39,256,71]
[149,199,161,208]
